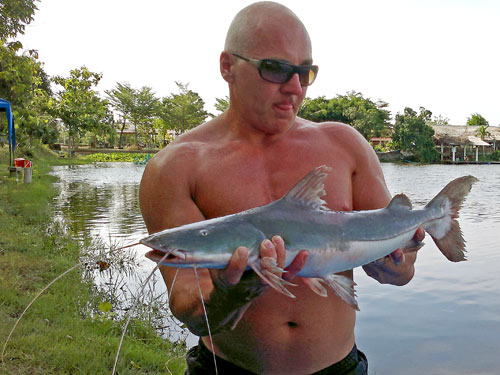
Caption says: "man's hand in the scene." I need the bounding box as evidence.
[210,235,309,289]
[202,236,308,334]
[363,227,425,286]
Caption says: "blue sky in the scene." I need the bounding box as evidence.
[20,0,500,125]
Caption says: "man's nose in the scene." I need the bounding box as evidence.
[281,73,303,95]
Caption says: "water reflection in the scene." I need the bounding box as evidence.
[51,162,147,243]
[355,163,500,375]
[50,162,193,346]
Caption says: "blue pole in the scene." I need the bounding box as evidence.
[1,99,15,166]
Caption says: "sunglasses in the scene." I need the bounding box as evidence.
[231,52,319,86]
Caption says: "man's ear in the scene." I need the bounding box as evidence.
[220,51,235,83]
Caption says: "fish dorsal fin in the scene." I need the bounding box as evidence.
[387,194,412,210]
[283,165,331,210]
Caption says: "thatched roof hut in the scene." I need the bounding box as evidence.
[431,125,500,147]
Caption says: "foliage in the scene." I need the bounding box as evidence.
[466,113,489,126]
[392,107,438,163]
[0,145,186,374]
[490,150,500,162]
[475,124,491,140]
[133,86,159,146]
[105,82,135,147]
[84,152,154,163]
[158,82,209,134]
[427,114,450,126]
[106,83,159,147]
[298,91,391,140]
[50,66,111,155]
[214,95,230,114]
[0,41,57,146]
[0,0,38,41]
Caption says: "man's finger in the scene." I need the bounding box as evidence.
[272,236,286,268]
[211,246,248,287]
[260,239,276,259]
[414,227,425,242]
[283,250,309,281]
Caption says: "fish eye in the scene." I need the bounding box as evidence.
[200,229,208,237]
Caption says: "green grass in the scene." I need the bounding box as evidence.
[0,144,186,374]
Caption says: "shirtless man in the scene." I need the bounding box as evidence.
[140,2,422,374]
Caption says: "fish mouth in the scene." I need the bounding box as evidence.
[145,249,187,264]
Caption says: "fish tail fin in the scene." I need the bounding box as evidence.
[424,175,478,262]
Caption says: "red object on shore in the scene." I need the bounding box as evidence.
[14,158,26,167]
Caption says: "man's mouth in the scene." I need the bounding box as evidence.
[275,103,294,111]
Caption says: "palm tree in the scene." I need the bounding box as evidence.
[476,125,491,157]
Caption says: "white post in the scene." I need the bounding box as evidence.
[441,143,444,161]
[452,146,456,162]
[464,145,467,159]
[23,165,32,184]
[476,146,479,162]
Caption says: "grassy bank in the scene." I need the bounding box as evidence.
[0,145,185,374]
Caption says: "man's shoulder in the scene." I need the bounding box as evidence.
[295,118,368,145]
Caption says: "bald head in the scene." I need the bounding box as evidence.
[224,1,311,55]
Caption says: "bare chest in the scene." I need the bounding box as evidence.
[192,140,355,219]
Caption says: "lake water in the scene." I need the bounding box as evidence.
[50,162,500,375]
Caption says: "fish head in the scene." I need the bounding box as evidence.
[141,217,263,269]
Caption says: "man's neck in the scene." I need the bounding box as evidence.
[222,109,298,147]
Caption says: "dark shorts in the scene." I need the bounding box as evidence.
[185,339,368,375]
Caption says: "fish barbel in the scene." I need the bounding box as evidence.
[142,166,477,309]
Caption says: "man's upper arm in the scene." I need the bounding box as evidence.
[139,146,205,235]
[350,130,392,211]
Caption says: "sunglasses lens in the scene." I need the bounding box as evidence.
[258,59,318,86]
[297,67,316,86]
[260,60,293,84]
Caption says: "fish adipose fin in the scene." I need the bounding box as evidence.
[424,175,478,262]
[284,165,332,211]
[387,194,412,210]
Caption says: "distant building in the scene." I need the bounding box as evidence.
[370,125,499,162]
[431,125,499,162]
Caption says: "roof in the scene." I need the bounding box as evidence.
[432,125,500,146]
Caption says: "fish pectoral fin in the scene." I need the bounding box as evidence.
[302,277,328,297]
[249,258,297,298]
[230,301,253,331]
[321,274,359,311]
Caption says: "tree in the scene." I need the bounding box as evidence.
[214,96,230,114]
[50,66,110,156]
[427,114,450,126]
[106,83,159,147]
[0,41,57,147]
[466,113,489,126]
[158,82,209,135]
[475,124,490,141]
[0,0,39,41]
[298,91,391,139]
[105,82,135,147]
[133,86,159,147]
[392,107,438,163]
